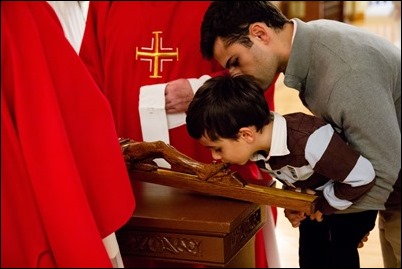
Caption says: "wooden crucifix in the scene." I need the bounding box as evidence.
[121,138,318,214]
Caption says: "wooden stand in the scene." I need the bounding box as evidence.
[116,181,266,268]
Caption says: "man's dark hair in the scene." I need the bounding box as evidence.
[200,1,289,59]
[186,74,271,141]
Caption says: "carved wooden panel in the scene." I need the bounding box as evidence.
[116,181,265,267]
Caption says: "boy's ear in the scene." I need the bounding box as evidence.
[238,127,255,143]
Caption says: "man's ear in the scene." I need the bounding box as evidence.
[238,127,255,143]
[249,23,269,42]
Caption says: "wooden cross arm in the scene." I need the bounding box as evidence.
[128,168,318,215]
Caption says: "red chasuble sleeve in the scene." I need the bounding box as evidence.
[1,2,135,267]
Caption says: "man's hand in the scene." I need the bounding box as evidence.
[165,78,194,114]
[284,209,307,228]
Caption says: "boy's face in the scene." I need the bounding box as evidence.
[198,134,253,166]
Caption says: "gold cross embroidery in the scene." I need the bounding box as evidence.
[135,31,179,78]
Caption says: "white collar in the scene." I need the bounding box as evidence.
[290,18,297,46]
[250,112,290,162]
[270,112,290,157]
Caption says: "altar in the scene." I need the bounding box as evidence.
[116,181,266,268]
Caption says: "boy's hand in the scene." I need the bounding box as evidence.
[358,232,370,248]
[284,209,306,228]
[309,210,323,222]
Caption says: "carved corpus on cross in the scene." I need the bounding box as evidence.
[121,138,318,214]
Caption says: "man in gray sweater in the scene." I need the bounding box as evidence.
[200,1,400,268]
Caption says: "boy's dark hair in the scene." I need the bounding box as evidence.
[200,1,289,59]
[186,74,271,141]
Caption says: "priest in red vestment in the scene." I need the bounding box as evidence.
[1,2,135,267]
[79,1,278,267]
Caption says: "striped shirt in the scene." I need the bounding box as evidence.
[251,112,375,215]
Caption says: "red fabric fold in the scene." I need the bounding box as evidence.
[1,2,135,267]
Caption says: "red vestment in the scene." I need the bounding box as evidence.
[80,2,277,267]
[80,1,276,163]
[1,2,135,267]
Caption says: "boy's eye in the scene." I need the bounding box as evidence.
[213,148,222,153]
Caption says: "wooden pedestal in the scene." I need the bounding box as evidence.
[116,181,266,268]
